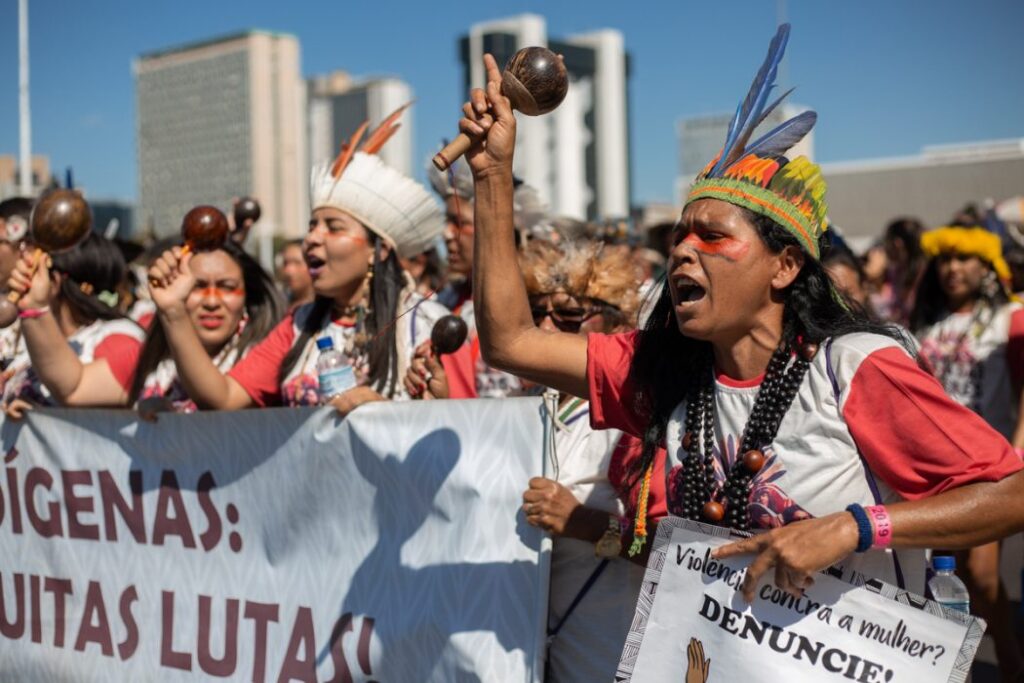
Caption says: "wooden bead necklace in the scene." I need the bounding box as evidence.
[676,339,817,530]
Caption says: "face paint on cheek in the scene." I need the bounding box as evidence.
[684,235,751,262]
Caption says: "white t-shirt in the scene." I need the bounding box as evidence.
[546,395,646,683]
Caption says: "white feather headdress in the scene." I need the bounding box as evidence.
[310,105,444,259]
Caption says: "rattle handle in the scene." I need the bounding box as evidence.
[7,247,44,303]
[432,112,496,171]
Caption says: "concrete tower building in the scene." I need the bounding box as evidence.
[308,72,413,177]
[459,14,632,221]
[135,31,308,241]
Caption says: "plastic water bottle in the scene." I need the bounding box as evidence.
[316,337,355,403]
[928,555,970,614]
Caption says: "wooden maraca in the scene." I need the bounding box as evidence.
[0,189,93,328]
[431,315,469,355]
[145,205,229,291]
[432,47,569,171]
[181,205,229,252]
[233,197,261,228]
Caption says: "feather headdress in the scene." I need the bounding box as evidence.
[519,240,640,325]
[686,24,828,259]
[311,104,444,259]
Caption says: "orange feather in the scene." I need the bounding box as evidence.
[361,102,412,155]
[330,120,370,178]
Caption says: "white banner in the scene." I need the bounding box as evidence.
[0,398,548,682]
[618,519,985,683]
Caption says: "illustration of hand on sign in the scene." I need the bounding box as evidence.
[685,637,711,683]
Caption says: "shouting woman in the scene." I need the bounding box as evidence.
[147,107,447,412]
[455,25,1024,601]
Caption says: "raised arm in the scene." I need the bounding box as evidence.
[147,248,253,410]
[8,252,129,406]
[462,54,588,398]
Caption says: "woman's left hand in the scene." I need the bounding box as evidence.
[522,477,581,536]
[328,386,386,417]
[711,511,859,602]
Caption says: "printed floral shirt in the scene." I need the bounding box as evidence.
[916,302,1024,438]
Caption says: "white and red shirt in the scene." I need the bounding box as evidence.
[229,293,447,407]
[1,318,144,406]
[917,302,1024,438]
[139,338,245,413]
[545,395,646,683]
[587,331,1022,594]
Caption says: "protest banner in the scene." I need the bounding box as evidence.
[0,398,548,682]
[617,518,985,683]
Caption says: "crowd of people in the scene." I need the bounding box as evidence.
[2,23,1024,683]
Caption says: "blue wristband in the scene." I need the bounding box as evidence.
[846,503,872,553]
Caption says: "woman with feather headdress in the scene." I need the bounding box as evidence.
[455,25,1024,602]
[147,105,448,412]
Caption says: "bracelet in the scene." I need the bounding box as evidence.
[19,306,50,319]
[845,503,872,553]
[866,504,893,550]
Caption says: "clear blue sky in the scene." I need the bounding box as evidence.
[0,0,1021,206]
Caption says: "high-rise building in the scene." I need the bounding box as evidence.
[676,105,815,201]
[308,72,413,177]
[135,31,308,243]
[458,14,631,221]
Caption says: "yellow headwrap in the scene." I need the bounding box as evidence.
[920,226,1010,282]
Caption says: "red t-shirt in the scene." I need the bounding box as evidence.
[95,334,143,391]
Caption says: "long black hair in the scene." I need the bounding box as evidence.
[277,232,405,397]
[884,217,927,294]
[908,255,1009,333]
[627,209,910,485]
[130,241,285,401]
[50,232,130,326]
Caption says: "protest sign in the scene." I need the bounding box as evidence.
[0,398,548,682]
[617,518,985,683]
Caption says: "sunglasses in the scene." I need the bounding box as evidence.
[530,303,610,333]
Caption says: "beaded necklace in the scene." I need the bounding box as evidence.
[677,339,816,531]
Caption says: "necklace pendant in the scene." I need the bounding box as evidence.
[798,341,819,361]
[742,449,766,473]
[702,500,725,522]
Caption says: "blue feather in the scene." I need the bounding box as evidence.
[710,24,791,176]
[744,110,817,159]
[751,87,795,133]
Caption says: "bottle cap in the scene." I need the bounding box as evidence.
[932,555,956,571]
[316,337,334,351]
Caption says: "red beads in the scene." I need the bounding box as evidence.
[702,501,725,522]
[742,449,766,473]
[798,341,819,361]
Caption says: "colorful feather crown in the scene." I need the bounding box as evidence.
[685,24,828,259]
[311,103,444,259]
